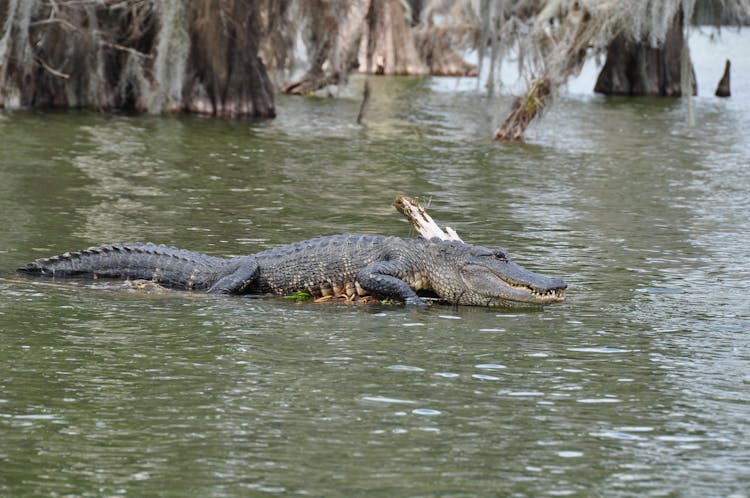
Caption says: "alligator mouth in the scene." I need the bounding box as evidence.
[460,263,567,306]
[494,273,567,304]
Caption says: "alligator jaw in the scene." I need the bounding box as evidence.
[507,279,566,304]
[476,273,566,306]
[460,263,567,306]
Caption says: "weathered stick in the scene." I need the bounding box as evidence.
[356,79,371,124]
[393,196,463,242]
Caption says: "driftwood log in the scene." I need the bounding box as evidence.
[393,196,463,242]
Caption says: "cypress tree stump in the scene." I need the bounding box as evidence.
[594,11,695,97]
[715,59,731,97]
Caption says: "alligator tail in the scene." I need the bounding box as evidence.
[18,242,229,290]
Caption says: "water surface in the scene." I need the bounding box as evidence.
[1,32,749,497]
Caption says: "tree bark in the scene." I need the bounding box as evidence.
[594,10,695,96]
[184,0,275,117]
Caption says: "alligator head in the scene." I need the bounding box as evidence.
[428,240,567,306]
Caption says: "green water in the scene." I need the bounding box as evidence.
[1,72,749,496]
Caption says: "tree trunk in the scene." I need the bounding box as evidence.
[359,0,427,75]
[413,25,478,77]
[184,0,275,117]
[594,11,695,97]
[0,0,275,117]
[280,0,352,96]
[282,0,435,95]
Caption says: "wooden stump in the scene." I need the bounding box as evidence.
[715,59,731,98]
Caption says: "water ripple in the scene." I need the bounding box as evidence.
[567,347,633,354]
[412,408,441,416]
[387,365,425,372]
[360,396,417,405]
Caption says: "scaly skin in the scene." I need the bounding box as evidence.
[18,234,567,307]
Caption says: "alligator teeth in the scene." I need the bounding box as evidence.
[530,288,564,299]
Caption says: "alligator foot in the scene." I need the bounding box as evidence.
[207,258,259,294]
[122,279,171,293]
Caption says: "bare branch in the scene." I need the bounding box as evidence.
[98,39,153,59]
[35,57,70,79]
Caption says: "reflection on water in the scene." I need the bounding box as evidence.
[1,30,750,497]
[72,123,177,240]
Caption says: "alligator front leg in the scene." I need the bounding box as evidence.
[357,261,428,308]
[208,258,259,294]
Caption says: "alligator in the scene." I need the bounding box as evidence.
[17,234,567,307]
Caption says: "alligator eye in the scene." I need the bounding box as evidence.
[491,250,508,262]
